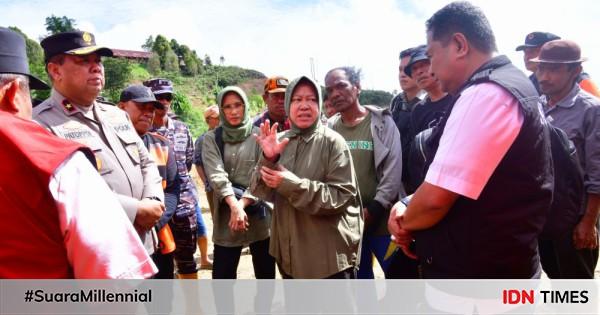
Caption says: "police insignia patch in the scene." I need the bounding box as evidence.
[62,99,75,112]
[82,32,92,44]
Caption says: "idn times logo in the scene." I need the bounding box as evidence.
[502,289,589,304]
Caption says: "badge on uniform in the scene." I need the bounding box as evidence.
[95,155,103,171]
[62,99,76,112]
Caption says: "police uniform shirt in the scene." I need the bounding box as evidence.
[33,89,164,253]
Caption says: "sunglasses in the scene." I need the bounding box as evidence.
[156,94,173,101]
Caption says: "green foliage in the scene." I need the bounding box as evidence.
[202,65,266,88]
[179,45,199,76]
[45,15,77,34]
[130,63,151,81]
[360,89,393,107]
[247,94,266,117]
[164,49,179,72]
[170,39,182,56]
[152,35,172,69]
[171,91,206,137]
[142,35,154,51]
[102,58,133,102]
[147,53,161,75]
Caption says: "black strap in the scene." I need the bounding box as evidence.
[214,126,225,163]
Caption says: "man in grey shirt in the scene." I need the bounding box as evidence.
[534,39,600,278]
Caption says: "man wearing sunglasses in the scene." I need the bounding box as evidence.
[145,78,202,279]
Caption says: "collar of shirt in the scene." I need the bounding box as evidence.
[542,84,580,112]
[51,89,96,119]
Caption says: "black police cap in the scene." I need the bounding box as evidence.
[40,31,113,63]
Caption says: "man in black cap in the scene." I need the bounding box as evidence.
[533,39,600,278]
[33,31,165,258]
[402,46,452,194]
[0,27,156,278]
[118,85,180,280]
[516,31,561,93]
[144,77,202,279]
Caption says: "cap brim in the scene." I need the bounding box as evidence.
[515,44,540,51]
[529,57,588,64]
[28,74,50,90]
[65,46,114,57]
[152,89,173,95]
[132,98,163,108]
[404,55,429,77]
[266,88,286,94]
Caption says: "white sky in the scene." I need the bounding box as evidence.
[3,0,599,92]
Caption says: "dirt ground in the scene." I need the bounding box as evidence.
[190,166,599,279]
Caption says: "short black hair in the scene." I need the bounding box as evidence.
[325,66,362,87]
[426,1,497,54]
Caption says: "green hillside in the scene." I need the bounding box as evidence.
[12,20,395,139]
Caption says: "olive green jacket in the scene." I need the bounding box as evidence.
[249,125,363,278]
[202,126,271,247]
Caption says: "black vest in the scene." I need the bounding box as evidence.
[415,56,553,278]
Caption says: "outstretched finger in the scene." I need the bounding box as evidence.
[271,122,279,135]
[264,119,271,135]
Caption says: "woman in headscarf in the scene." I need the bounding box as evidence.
[250,76,363,279]
[202,86,274,279]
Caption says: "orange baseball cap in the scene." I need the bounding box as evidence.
[264,76,289,94]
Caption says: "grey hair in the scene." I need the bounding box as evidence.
[0,73,29,93]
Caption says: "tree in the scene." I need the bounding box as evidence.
[142,35,154,51]
[102,58,133,102]
[152,35,171,69]
[170,39,182,56]
[359,89,393,107]
[164,49,179,72]
[147,53,161,75]
[179,45,198,76]
[204,54,212,66]
[219,55,225,66]
[45,15,77,34]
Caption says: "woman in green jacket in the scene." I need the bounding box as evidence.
[251,76,363,279]
[202,86,274,279]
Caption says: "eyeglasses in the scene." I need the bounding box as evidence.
[156,94,173,102]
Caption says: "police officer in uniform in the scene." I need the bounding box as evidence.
[33,31,164,255]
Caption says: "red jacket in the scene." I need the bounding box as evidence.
[0,112,93,278]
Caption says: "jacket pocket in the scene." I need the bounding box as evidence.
[115,132,141,165]
[86,141,112,176]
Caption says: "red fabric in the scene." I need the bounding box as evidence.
[0,112,89,278]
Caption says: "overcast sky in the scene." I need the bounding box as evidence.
[3,0,599,92]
